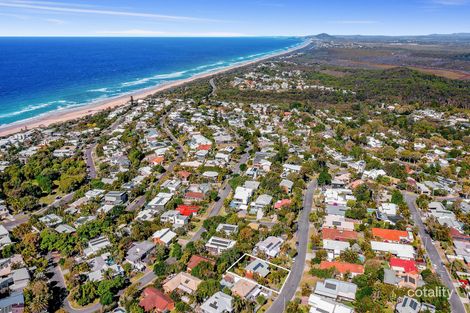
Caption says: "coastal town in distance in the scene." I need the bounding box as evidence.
[1,24,470,313]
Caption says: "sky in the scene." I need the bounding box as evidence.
[0,0,469,37]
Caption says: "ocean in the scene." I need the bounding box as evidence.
[0,37,302,126]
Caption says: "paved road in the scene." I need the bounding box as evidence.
[2,192,74,231]
[404,192,465,313]
[84,143,97,179]
[267,180,317,313]
[189,151,249,242]
[209,78,217,97]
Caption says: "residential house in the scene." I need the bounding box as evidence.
[282,163,301,177]
[395,296,421,313]
[88,253,123,282]
[371,228,413,243]
[231,279,261,300]
[319,261,364,278]
[308,294,353,313]
[200,291,233,313]
[322,240,350,261]
[105,191,128,205]
[323,215,357,231]
[139,287,175,313]
[0,226,12,249]
[205,236,236,255]
[148,192,173,211]
[187,255,215,273]
[176,205,200,217]
[160,210,189,227]
[216,224,239,235]
[152,228,177,246]
[232,187,253,207]
[245,259,270,279]
[254,236,284,258]
[371,241,415,259]
[250,194,273,214]
[279,179,294,193]
[314,279,357,301]
[125,241,155,270]
[321,228,358,242]
[39,214,63,227]
[163,272,202,294]
[83,236,111,257]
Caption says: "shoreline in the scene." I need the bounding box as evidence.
[0,39,310,137]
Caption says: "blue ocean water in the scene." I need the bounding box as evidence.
[0,37,302,125]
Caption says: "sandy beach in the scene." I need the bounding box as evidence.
[0,40,310,137]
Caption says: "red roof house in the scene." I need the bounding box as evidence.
[139,287,175,312]
[321,228,359,241]
[450,228,470,242]
[319,261,364,276]
[372,228,411,243]
[197,144,212,151]
[389,258,418,274]
[187,255,215,272]
[184,192,205,202]
[176,205,200,216]
[177,170,191,181]
[274,199,292,209]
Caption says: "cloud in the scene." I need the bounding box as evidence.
[0,12,29,19]
[44,17,65,24]
[432,0,468,5]
[0,0,220,22]
[330,20,378,24]
[96,29,247,37]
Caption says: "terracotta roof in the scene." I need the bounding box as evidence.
[176,205,200,216]
[151,156,165,164]
[389,258,418,274]
[177,170,191,179]
[372,228,409,242]
[319,261,364,274]
[187,255,214,270]
[197,144,212,151]
[139,287,174,312]
[274,199,292,209]
[321,227,358,241]
[450,228,470,242]
[185,191,205,199]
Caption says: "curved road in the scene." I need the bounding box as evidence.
[267,180,317,313]
[190,150,249,242]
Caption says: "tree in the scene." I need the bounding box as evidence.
[169,243,183,260]
[153,261,166,276]
[317,169,332,186]
[24,280,51,313]
[195,279,220,303]
[100,291,114,306]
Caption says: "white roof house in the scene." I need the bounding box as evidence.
[233,187,253,206]
[152,228,177,246]
[323,215,356,231]
[83,236,111,257]
[314,279,357,301]
[371,241,415,259]
[322,240,351,261]
[205,236,236,255]
[378,203,398,216]
[254,236,284,258]
[308,294,353,313]
[200,291,233,313]
[39,214,63,227]
[148,192,173,210]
